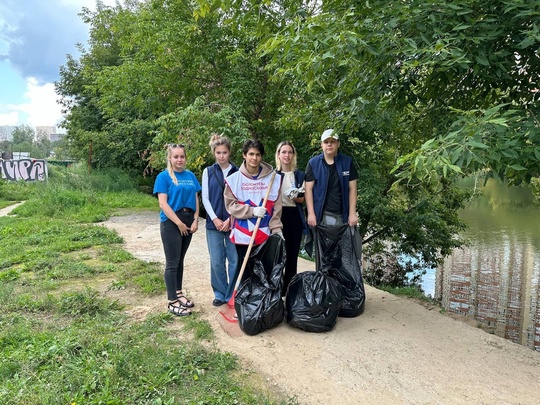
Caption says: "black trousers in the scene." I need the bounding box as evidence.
[160,210,194,301]
[281,206,303,294]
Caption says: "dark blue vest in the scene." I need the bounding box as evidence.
[205,162,238,230]
[308,153,352,223]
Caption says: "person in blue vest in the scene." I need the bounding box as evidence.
[201,134,239,307]
[275,140,307,295]
[305,129,358,227]
[153,143,201,317]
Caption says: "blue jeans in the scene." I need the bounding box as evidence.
[206,229,238,301]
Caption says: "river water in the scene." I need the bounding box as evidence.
[423,179,540,351]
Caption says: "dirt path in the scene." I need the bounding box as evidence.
[96,211,540,405]
[3,196,536,404]
[3,203,540,403]
[0,202,23,216]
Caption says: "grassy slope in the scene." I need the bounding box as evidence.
[0,165,294,405]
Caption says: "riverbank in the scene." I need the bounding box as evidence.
[104,211,540,405]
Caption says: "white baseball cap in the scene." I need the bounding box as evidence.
[321,128,339,142]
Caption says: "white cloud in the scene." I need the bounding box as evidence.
[4,78,64,129]
[0,0,122,129]
[24,78,63,128]
[0,111,19,125]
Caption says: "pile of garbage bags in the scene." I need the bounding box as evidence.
[286,225,365,332]
[235,225,365,335]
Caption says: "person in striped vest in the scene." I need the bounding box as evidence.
[223,138,283,294]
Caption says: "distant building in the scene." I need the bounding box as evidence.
[0,125,16,141]
[36,126,56,141]
[0,125,63,143]
[49,133,65,142]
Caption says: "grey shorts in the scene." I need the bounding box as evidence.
[321,211,343,226]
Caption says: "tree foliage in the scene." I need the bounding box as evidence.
[11,125,35,145]
[56,0,294,177]
[261,0,540,185]
[3,125,54,159]
[56,0,540,274]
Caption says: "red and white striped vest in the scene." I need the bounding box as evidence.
[225,172,280,245]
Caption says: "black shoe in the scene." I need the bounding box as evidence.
[212,299,225,307]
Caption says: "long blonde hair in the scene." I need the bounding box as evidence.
[166,144,186,185]
[275,141,297,171]
[209,133,232,153]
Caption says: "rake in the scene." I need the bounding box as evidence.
[218,170,278,331]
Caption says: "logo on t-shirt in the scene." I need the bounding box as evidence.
[342,170,350,176]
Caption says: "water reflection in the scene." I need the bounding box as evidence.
[432,179,540,352]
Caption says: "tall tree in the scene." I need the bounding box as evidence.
[207,0,540,270]
[57,0,293,176]
[11,125,35,145]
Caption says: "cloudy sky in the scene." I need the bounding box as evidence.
[0,0,117,130]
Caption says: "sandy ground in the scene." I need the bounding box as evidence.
[100,211,540,405]
[3,205,540,404]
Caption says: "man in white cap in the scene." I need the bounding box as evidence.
[304,129,358,227]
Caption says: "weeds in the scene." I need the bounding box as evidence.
[58,288,124,316]
[0,169,290,405]
[98,246,134,262]
[377,284,438,305]
[183,312,215,341]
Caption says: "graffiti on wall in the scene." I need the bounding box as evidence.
[0,159,48,181]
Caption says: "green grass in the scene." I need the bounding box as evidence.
[0,199,17,209]
[0,168,293,405]
[377,284,438,305]
[2,164,157,223]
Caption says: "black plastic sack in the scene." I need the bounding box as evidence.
[315,225,366,317]
[286,271,343,332]
[235,234,285,335]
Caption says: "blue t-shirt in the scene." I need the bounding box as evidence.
[153,169,202,222]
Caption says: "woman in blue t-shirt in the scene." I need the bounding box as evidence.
[153,144,201,316]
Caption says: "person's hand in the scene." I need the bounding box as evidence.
[348,214,358,227]
[220,218,231,232]
[273,230,285,240]
[177,221,189,236]
[190,219,199,233]
[213,218,224,230]
[307,213,317,227]
[252,206,266,218]
[284,187,300,200]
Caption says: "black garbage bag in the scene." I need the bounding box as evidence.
[315,225,366,317]
[286,271,343,332]
[235,234,285,335]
